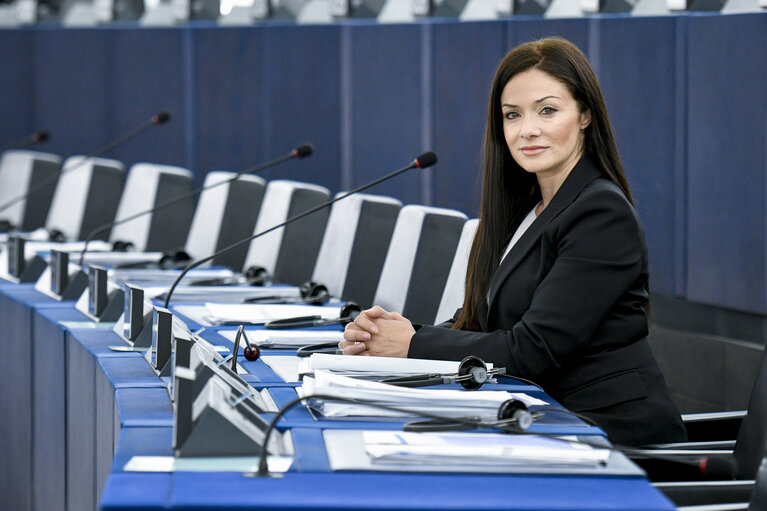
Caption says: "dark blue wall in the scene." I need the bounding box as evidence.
[1,13,766,313]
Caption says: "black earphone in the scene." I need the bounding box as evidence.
[380,355,503,391]
[243,280,330,306]
[0,220,15,233]
[244,266,269,286]
[112,240,134,252]
[48,228,66,242]
[403,398,538,432]
[266,301,361,330]
[159,248,191,269]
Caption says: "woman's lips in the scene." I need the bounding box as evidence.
[520,146,547,156]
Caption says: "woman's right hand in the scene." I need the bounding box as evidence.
[339,306,396,355]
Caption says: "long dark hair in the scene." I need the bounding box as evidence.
[453,37,633,331]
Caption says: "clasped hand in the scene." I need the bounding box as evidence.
[339,305,415,357]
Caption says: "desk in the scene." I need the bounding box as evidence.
[0,281,676,511]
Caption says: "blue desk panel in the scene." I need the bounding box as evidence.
[65,328,148,511]
[32,306,102,511]
[96,358,169,502]
[0,283,73,511]
[166,468,674,511]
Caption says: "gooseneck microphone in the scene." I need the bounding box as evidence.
[0,130,50,153]
[77,143,314,265]
[163,150,438,309]
[0,111,171,217]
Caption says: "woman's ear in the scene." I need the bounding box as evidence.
[580,109,592,130]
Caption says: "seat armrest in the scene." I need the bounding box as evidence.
[644,440,736,450]
[654,480,755,507]
[683,411,746,442]
[628,450,735,482]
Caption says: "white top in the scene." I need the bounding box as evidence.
[487,203,539,306]
[500,203,539,264]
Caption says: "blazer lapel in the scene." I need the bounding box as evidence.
[485,158,603,312]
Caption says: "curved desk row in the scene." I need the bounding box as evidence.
[0,278,676,511]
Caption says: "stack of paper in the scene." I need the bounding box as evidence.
[297,353,483,379]
[203,303,342,326]
[301,370,546,419]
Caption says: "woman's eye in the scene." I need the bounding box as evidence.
[503,111,519,120]
[540,106,557,115]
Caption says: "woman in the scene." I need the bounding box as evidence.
[340,37,686,447]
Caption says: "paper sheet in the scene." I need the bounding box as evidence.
[297,353,485,377]
[123,455,293,473]
[203,303,342,325]
[261,356,302,382]
[361,431,610,466]
[219,329,343,348]
[322,430,638,475]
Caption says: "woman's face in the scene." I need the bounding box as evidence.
[500,68,591,181]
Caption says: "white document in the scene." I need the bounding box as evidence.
[123,455,293,473]
[323,429,639,475]
[300,370,540,419]
[108,268,236,286]
[362,430,610,466]
[141,285,301,303]
[203,303,342,325]
[261,356,302,383]
[219,329,343,348]
[297,353,491,378]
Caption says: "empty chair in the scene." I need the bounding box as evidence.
[0,150,61,231]
[311,193,402,308]
[108,163,196,253]
[45,156,125,241]
[636,342,767,506]
[434,218,479,324]
[242,180,331,286]
[184,171,267,270]
[373,205,468,325]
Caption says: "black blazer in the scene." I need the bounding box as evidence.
[409,158,686,446]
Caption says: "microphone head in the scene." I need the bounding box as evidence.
[153,111,172,125]
[293,143,314,159]
[32,131,50,143]
[414,151,438,169]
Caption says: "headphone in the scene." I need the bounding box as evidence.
[403,398,538,432]
[159,248,191,269]
[48,228,66,242]
[266,302,361,330]
[244,266,270,286]
[243,280,330,306]
[112,240,134,252]
[0,220,15,233]
[380,355,504,391]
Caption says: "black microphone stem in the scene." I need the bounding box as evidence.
[0,113,169,216]
[77,145,311,266]
[163,155,431,309]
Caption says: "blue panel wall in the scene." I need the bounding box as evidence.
[343,22,425,204]
[431,20,505,216]
[33,28,111,159]
[596,16,678,297]
[0,30,34,145]
[108,28,188,169]
[685,13,767,314]
[189,26,268,181]
[1,12,767,314]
